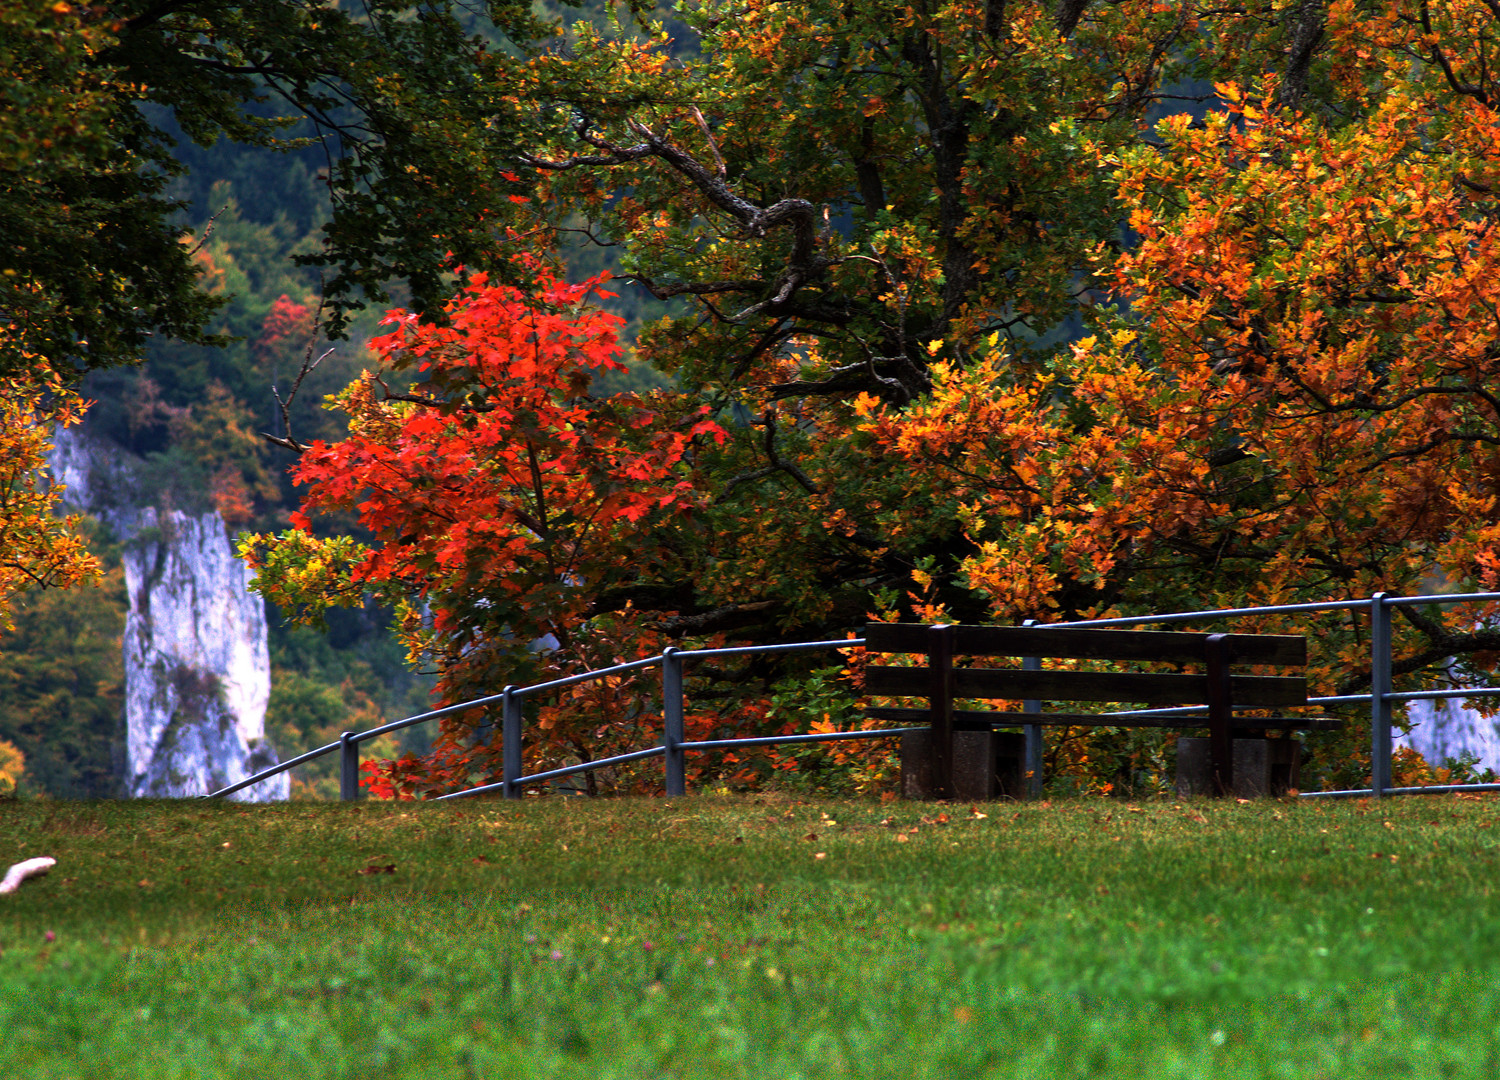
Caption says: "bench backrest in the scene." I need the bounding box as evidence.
[863,623,1309,708]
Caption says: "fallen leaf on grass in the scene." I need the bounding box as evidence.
[356,864,397,876]
[470,856,490,865]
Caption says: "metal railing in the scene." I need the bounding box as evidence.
[208,637,925,802]
[1051,591,1500,798]
[207,591,1500,802]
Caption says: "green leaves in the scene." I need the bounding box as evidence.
[2,0,559,379]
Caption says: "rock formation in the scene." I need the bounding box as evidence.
[121,508,286,799]
[48,426,287,800]
[1395,694,1500,778]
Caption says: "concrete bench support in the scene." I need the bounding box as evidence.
[1176,736,1301,798]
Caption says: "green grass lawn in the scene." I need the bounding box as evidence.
[3,792,1500,1078]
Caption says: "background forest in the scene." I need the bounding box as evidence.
[1,122,433,798]
[0,0,682,798]
[6,0,1500,799]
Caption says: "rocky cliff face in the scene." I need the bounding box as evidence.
[121,508,286,799]
[1395,694,1500,777]
[48,427,287,800]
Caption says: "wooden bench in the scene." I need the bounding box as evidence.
[862,623,1341,799]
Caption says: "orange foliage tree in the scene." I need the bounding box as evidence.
[256,1,1500,795]
[0,364,99,644]
[852,4,1500,787]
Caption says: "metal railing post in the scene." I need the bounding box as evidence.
[502,687,522,800]
[1371,592,1394,797]
[1021,618,1044,799]
[663,648,685,796]
[339,732,360,801]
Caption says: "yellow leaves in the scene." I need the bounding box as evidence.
[0,737,23,796]
[235,530,374,629]
[0,365,100,639]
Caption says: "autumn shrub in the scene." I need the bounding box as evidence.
[760,663,901,798]
[1389,745,1498,789]
[0,737,23,797]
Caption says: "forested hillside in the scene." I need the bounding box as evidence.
[3,123,435,798]
[1,0,686,798]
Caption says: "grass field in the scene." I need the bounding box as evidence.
[4,792,1500,1078]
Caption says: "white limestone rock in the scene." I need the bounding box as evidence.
[48,425,287,801]
[122,508,287,800]
[1395,693,1500,777]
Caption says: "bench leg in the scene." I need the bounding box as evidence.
[903,729,1025,801]
[1205,634,1234,796]
[928,624,956,799]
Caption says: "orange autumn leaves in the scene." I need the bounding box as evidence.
[250,3,1500,797]
[0,365,98,641]
[858,80,1500,627]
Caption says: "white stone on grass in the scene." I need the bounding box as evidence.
[0,857,56,895]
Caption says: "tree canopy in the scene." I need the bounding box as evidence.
[43,0,1500,794]
[494,0,1500,632]
[1,0,556,379]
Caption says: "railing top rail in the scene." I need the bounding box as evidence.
[1386,591,1500,608]
[673,638,864,661]
[1051,591,1500,630]
[205,738,342,799]
[350,691,511,745]
[1053,598,1370,628]
[512,654,666,699]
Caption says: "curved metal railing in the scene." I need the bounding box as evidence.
[207,637,925,801]
[208,591,1500,802]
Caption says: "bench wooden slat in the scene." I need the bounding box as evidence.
[865,665,1308,707]
[863,623,1306,666]
[861,622,1339,799]
[864,706,1343,730]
